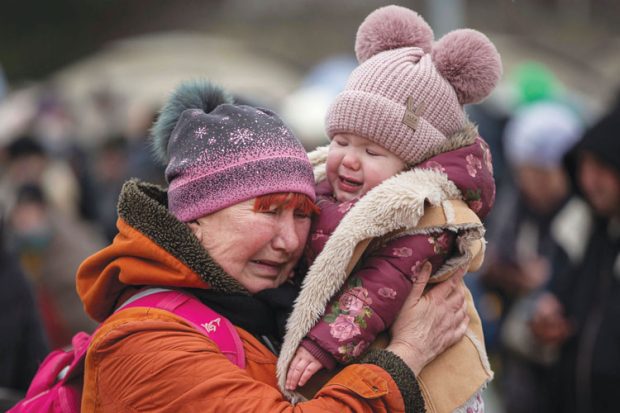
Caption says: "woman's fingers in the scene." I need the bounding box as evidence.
[440,296,469,349]
[395,261,432,317]
[410,261,432,299]
[386,263,472,374]
[456,295,469,328]
[428,266,466,301]
[454,312,470,341]
[426,273,469,345]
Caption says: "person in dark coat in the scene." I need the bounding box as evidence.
[0,214,49,410]
[6,184,102,347]
[530,97,620,413]
[481,100,584,413]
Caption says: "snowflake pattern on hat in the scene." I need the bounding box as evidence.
[165,103,315,222]
[195,126,207,139]
[229,128,254,145]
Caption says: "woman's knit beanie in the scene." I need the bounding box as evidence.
[325,5,502,164]
[151,80,316,222]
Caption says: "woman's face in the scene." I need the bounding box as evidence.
[188,199,311,293]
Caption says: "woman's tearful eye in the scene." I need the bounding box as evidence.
[294,210,310,219]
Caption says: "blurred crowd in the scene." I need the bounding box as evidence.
[1,56,619,413]
[468,63,620,413]
[0,85,167,408]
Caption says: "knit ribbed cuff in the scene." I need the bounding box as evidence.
[300,339,337,370]
[359,349,426,413]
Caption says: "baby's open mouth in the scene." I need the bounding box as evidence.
[340,176,362,187]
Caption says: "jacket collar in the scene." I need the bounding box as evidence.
[117,180,247,294]
[77,180,248,321]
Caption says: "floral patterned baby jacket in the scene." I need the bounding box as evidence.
[278,124,496,412]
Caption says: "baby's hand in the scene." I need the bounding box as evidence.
[285,347,323,391]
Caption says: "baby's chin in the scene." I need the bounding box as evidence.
[329,177,367,203]
[334,189,363,203]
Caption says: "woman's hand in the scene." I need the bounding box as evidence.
[386,262,469,375]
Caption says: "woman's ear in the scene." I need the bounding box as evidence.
[187,221,203,242]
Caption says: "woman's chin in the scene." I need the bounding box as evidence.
[245,279,282,294]
[240,269,285,293]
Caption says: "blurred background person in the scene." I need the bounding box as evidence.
[91,135,130,242]
[5,183,103,347]
[124,105,165,186]
[0,211,49,411]
[31,91,102,223]
[480,99,584,413]
[0,134,81,220]
[463,62,582,352]
[530,94,620,413]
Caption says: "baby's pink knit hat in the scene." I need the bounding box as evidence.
[326,5,502,164]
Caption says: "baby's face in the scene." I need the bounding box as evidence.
[327,134,406,202]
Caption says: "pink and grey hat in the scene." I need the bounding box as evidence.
[151,80,315,222]
[326,5,502,164]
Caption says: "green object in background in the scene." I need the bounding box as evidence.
[514,61,559,105]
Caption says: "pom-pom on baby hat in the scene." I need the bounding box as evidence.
[325,5,502,164]
[151,80,315,222]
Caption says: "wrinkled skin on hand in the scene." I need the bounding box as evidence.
[386,263,469,375]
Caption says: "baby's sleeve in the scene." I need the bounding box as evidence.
[303,230,456,365]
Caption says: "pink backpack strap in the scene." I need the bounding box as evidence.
[117,288,246,369]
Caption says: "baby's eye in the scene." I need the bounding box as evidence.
[335,140,348,147]
[366,148,382,156]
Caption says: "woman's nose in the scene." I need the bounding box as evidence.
[273,214,301,253]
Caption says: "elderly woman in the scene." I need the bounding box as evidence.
[76,80,469,412]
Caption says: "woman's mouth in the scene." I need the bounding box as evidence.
[251,259,283,275]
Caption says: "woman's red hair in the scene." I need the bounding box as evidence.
[253,192,319,216]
